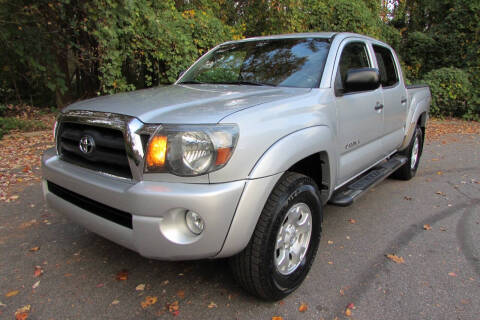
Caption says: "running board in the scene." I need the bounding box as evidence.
[329,155,408,207]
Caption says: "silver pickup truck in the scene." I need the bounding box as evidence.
[42,32,431,300]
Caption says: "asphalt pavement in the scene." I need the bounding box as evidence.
[1,133,479,320]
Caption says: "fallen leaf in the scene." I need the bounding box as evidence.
[404,196,412,200]
[448,272,457,277]
[177,290,185,298]
[64,273,73,277]
[327,240,333,244]
[431,158,439,161]
[437,171,443,175]
[328,261,333,265]
[168,300,179,312]
[140,296,158,309]
[345,308,352,317]
[32,280,40,289]
[5,290,19,297]
[436,191,446,196]
[347,303,355,309]
[15,305,30,320]
[0,301,6,307]
[423,224,432,230]
[34,266,43,277]
[29,247,40,252]
[135,284,145,291]
[207,301,217,309]
[386,254,405,264]
[115,270,128,281]
[22,165,31,173]
[298,303,308,312]
[111,300,120,305]
[440,227,447,231]
[162,280,169,285]
[272,317,284,320]
[348,218,356,224]
[96,283,104,288]
[339,288,345,296]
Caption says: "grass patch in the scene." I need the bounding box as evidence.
[0,117,48,139]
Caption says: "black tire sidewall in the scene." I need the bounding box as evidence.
[265,178,322,295]
[408,127,423,174]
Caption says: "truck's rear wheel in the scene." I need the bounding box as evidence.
[393,125,423,180]
[229,172,322,300]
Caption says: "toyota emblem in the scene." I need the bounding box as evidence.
[79,135,95,154]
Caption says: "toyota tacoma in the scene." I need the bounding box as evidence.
[42,32,431,300]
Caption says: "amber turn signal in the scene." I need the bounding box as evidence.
[146,136,167,168]
[215,147,232,165]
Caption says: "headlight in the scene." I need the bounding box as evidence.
[145,124,239,176]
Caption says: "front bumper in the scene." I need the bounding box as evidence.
[42,148,247,260]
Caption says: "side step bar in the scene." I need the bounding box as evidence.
[329,155,408,207]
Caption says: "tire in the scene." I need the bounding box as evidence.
[229,172,322,301]
[392,125,423,180]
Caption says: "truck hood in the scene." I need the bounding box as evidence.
[65,84,312,124]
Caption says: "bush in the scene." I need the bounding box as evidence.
[0,117,47,139]
[421,68,476,119]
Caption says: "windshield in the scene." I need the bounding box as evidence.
[179,38,331,88]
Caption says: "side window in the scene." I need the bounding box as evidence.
[373,45,398,87]
[338,42,371,87]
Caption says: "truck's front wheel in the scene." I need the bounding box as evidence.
[230,172,322,300]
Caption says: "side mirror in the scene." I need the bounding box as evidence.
[344,68,380,93]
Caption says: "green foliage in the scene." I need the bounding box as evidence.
[0,117,47,139]
[421,68,476,119]
[0,0,478,120]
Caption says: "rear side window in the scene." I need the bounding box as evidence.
[373,45,398,87]
[338,42,371,86]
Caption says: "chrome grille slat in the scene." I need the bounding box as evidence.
[55,111,153,181]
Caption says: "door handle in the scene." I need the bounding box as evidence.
[401,98,407,104]
[374,102,384,111]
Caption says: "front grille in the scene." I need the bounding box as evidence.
[58,122,132,179]
[47,181,133,229]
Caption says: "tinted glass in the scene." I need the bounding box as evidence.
[179,38,331,88]
[373,45,399,87]
[338,42,371,86]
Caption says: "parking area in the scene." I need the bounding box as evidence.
[0,124,479,319]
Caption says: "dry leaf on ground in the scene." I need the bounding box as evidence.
[298,303,308,312]
[208,301,217,309]
[33,266,43,277]
[115,270,128,281]
[272,317,284,320]
[386,254,405,264]
[29,246,40,252]
[177,290,185,298]
[140,296,158,309]
[15,305,31,320]
[5,290,19,297]
[423,224,432,230]
[168,300,179,313]
[135,283,145,291]
[32,280,40,289]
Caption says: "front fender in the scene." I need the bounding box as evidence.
[217,126,336,257]
[249,125,335,185]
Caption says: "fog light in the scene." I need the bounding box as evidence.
[185,211,204,235]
